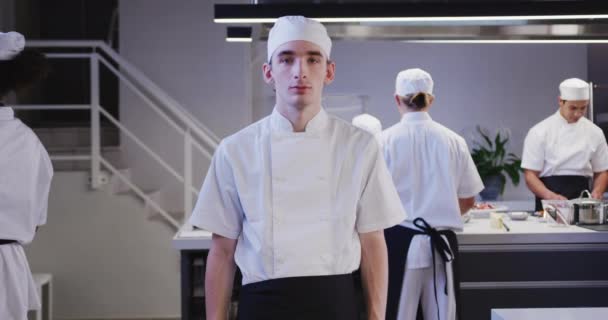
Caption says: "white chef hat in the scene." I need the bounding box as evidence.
[395,68,434,97]
[267,16,332,63]
[352,113,382,137]
[0,31,25,61]
[559,78,590,101]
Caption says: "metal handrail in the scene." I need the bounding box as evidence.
[27,40,220,149]
[95,55,213,160]
[18,40,218,225]
[97,104,199,196]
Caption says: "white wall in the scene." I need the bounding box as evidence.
[118,3,586,204]
[26,172,180,319]
[119,0,251,212]
[252,41,588,200]
[328,41,588,200]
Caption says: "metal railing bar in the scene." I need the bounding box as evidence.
[100,157,180,229]
[97,105,186,185]
[45,53,93,59]
[50,155,92,161]
[97,55,213,161]
[96,42,221,146]
[12,104,91,111]
[27,40,221,148]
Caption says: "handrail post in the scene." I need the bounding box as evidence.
[90,53,101,189]
[184,129,193,222]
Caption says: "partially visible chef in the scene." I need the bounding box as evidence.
[0,31,53,320]
[352,113,382,143]
[522,78,608,211]
[381,68,484,320]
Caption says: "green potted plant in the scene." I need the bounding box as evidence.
[470,126,523,200]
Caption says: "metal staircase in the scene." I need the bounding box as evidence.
[15,40,219,230]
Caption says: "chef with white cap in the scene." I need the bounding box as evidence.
[381,68,484,320]
[522,78,608,211]
[352,113,383,144]
[189,16,405,320]
[0,31,53,320]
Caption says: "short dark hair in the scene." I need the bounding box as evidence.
[0,49,50,98]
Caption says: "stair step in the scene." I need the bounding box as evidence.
[108,168,132,194]
[49,147,126,172]
[33,126,119,149]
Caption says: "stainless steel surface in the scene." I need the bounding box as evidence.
[461,280,608,290]
[572,190,604,225]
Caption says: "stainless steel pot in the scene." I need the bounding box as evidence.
[571,190,604,225]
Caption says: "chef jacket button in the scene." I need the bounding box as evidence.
[317,176,326,181]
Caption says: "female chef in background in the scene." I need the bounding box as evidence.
[0,31,53,320]
[381,68,484,320]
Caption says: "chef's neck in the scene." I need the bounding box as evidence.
[399,105,430,116]
[276,103,321,132]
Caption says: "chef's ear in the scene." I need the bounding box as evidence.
[324,60,336,85]
[394,94,402,106]
[263,62,274,85]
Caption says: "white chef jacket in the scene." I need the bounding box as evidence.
[381,112,483,269]
[522,111,608,178]
[190,107,406,285]
[0,106,54,317]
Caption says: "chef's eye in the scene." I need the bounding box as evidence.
[279,57,294,64]
[308,57,321,64]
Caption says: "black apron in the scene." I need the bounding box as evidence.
[237,273,359,320]
[0,240,17,245]
[385,218,462,320]
[535,175,590,211]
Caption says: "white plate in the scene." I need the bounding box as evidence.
[469,206,508,218]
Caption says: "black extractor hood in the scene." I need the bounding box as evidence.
[214,1,608,42]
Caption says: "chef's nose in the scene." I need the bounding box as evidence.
[292,59,308,79]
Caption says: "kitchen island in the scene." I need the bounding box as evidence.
[457,214,608,320]
[173,209,608,320]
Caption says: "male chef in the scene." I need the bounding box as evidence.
[522,78,608,211]
[189,16,406,320]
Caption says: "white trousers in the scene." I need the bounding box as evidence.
[0,243,40,320]
[397,245,456,320]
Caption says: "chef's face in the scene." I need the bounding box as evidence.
[263,40,335,111]
[559,98,589,123]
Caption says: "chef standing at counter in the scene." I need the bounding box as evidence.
[189,16,406,320]
[381,68,484,320]
[0,31,53,320]
[522,78,608,211]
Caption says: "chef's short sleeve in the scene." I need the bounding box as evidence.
[521,128,544,171]
[34,140,53,226]
[356,138,406,233]
[189,142,243,239]
[591,133,608,172]
[456,140,484,198]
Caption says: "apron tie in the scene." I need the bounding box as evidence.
[413,217,455,320]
